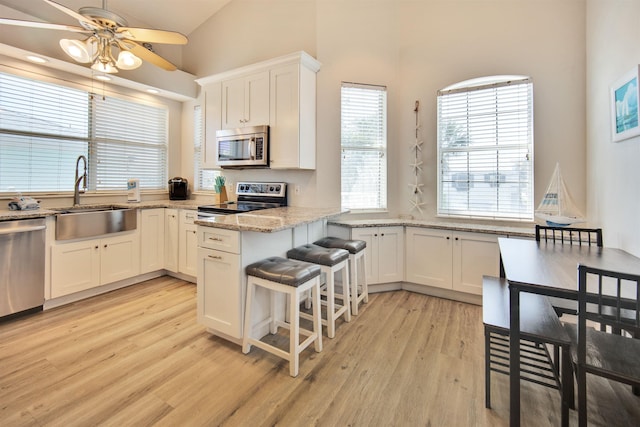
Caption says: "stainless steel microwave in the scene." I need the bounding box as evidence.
[216,125,269,168]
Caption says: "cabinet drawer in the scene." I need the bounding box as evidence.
[181,209,198,224]
[198,227,240,253]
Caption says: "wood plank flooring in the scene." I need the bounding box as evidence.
[1,276,639,426]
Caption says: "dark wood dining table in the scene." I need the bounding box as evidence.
[497,237,640,427]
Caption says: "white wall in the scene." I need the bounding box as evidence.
[586,0,640,256]
[184,0,587,220]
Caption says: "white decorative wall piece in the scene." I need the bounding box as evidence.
[409,100,425,214]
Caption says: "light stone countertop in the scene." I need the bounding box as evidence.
[0,200,202,221]
[195,206,346,233]
[329,218,536,238]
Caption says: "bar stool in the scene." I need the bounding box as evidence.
[286,244,351,338]
[242,256,323,377]
[314,236,368,315]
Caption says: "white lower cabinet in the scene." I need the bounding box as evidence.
[165,209,179,273]
[351,226,404,284]
[51,231,140,298]
[178,210,198,277]
[197,247,242,337]
[140,209,165,274]
[405,227,500,295]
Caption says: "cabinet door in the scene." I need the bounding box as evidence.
[140,209,165,274]
[269,64,300,169]
[245,71,270,126]
[221,77,246,129]
[377,226,404,283]
[452,231,500,295]
[179,210,198,277]
[351,228,378,284]
[100,233,140,285]
[221,72,269,129]
[165,209,179,272]
[197,247,242,338]
[405,227,452,289]
[51,240,100,298]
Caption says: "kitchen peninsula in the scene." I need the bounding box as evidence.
[194,206,345,344]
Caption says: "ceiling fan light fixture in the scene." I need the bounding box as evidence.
[91,60,118,74]
[116,51,142,70]
[60,38,93,63]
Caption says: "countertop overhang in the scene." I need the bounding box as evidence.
[195,207,346,233]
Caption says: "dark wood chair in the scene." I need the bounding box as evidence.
[535,225,604,318]
[535,224,603,247]
[483,276,572,427]
[564,264,640,427]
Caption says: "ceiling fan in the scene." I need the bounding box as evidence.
[0,0,188,73]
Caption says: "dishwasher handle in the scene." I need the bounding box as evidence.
[0,224,46,235]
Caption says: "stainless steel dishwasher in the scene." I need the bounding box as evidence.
[0,218,46,319]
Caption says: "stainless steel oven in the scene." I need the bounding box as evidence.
[216,125,269,168]
[198,182,286,218]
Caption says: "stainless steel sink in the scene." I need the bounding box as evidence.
[55,207,137,240]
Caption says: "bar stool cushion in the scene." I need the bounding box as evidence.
[287,244,349,267]
[314,236,366,254]
[246,256,320,287]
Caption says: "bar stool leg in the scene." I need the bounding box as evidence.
[242,279,256,354]
[342,262,351,323]
[289,286,300,377]
[312,278,323,352]
[326,268,336,339]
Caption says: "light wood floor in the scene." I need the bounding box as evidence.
[1,276,639,426]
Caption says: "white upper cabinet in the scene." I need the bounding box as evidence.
[196,51,321,170]
[221,71,270,129]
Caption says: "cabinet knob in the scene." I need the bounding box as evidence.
[446,236,450,240]
[455,237,459,241]
[95,245,99,249]
[104,244,108,248]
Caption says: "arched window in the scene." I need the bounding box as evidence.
[437,75,533,221]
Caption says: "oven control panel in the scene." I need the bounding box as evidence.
[236,182,286,197]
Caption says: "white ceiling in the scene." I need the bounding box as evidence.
[0,0,231,36]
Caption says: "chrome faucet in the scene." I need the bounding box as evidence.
[74,155,87,206]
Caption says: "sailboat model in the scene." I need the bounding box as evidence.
[535,163,584,227]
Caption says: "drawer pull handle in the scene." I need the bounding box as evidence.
[208,255,223,260]
[208,237,223,242]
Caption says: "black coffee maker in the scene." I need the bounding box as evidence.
[168,177,188,200]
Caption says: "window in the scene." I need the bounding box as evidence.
[437,76,533,221]
[193,105,219,191]
[0,71,167,193]
[341,83,387,210]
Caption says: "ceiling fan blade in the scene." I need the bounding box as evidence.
[42,0,102,30]
[119,41,177,71]
[117,27,188,45]
[0,17,89,33]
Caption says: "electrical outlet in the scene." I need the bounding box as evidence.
[295,185,301,195]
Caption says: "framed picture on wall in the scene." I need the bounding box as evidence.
[610,65,640,142]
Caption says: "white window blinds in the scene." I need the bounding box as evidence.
[92,96,167,190]
[0,72,89,192]
[437,77,533,221]
[0,71,167,193]
[341,83,387,210]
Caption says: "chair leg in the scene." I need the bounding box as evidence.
[560,344,571,427]
[485,328,492,409]
[577,364,587,427]
[342,262,351,323]
[312,279,323,353]
[350,255,359,316]
[326,269,336,339]
[242,280,256,354]
[289,288,300,377]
